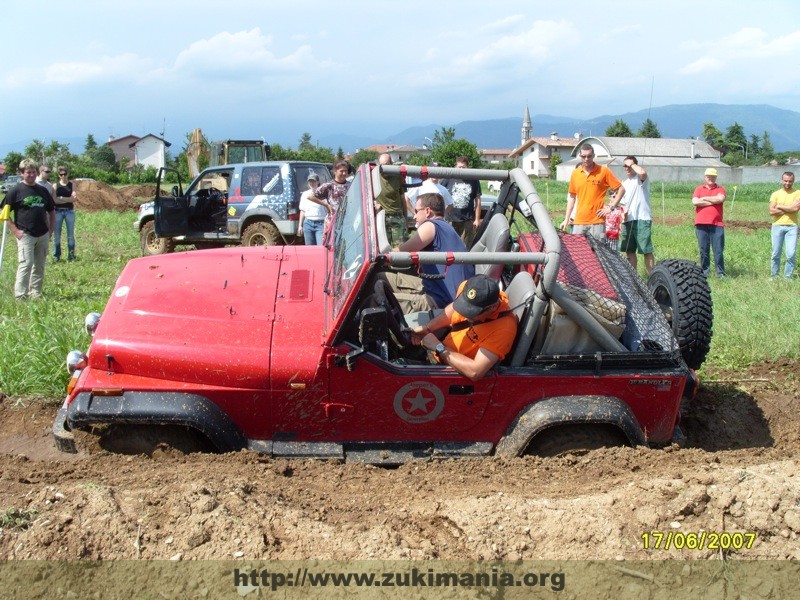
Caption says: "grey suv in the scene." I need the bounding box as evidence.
[135,161,331,254]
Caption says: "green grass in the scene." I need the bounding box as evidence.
[1,182,798,398]
[0,211,139,399]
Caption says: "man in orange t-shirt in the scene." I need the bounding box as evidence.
[411,275,517,381]
[562,143,624,240]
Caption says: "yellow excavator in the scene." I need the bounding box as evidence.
[186,128,270,178]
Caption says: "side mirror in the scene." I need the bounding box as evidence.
[171,186,179,197]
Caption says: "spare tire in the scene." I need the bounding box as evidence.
[648,259,713,369]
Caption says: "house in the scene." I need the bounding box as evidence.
[107,135,140,164]
[480,149,514,165]
[129,134,171,170]
[509,133,579,177]
[557,136,726,183]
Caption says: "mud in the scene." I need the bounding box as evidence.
[0,360,797,562]
[72,181,156,212]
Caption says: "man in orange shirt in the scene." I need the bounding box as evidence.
[561,144,624,240]
[411,274,517,381]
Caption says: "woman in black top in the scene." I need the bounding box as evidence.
[54,167,78,261]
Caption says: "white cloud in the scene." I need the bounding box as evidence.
[679,57,724,74]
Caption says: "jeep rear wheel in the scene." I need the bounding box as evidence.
[242,221,281,247]
[526,424,628,457]
[648,259,713,369]
[140,220,175,256]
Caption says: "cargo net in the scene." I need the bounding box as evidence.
[587,236,678,355]
[522,233,677,355]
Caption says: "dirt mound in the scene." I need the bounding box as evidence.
[73,181,155,212]
[0,362,798,562]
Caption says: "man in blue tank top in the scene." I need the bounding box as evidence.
[380,192,474,312]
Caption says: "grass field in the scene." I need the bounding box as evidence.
[1,181,798,399]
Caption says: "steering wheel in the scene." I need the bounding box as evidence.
[373,280,412,348]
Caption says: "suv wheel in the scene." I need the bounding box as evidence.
[242,221,281,247]
[526,424,627,457]
[141,221,175,256]
[648,259,713,369]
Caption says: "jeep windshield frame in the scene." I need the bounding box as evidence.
[326,169,373,338]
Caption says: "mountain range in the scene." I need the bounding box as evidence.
[319,103,800,154]
[3,104,799,162]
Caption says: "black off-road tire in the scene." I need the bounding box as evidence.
[648,259,713,369]
[526,424,628,457]
[241,221,281,247]
[96,424,212,457]
[140,220,175,256]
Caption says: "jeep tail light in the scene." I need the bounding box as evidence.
[287,204,299,221]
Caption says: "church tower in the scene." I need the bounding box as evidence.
[521,103,532,146]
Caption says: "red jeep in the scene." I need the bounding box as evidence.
[53,164,712,462]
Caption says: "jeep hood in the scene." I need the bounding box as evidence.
[88,246,327,389]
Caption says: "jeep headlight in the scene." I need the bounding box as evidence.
[66,350,88,374]
[85,312,101,336]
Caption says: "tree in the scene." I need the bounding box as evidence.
[723,122,747,156]
[85,134,98,153]
[605,119,632,137]
[298,133,314,152]
[549,152,562,179]
[429,127,479,167]
[760,131,775,161]
[24,138,71,167]
[268,143,299,161]
[336,146,344,160]
[296,145,335,164]
[636,118,661,138]
[748,134,761,159]
[3,151,23,172]
[702,122,724,150]
[350,149,380,167]
[91,144,117,171]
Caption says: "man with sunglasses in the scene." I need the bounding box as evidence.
[411,274,517,381]
[379,192,473,312]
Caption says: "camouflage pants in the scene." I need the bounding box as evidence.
[385,214,410,248]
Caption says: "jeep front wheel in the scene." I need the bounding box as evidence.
[242,221,281,247]
[140,220,175,256]
[648,259,713,369]
[97,424,212,457]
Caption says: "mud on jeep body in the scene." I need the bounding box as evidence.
[54,164,712,464]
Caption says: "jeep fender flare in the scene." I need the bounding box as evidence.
[494,395,648,457]
[62,391,248,452]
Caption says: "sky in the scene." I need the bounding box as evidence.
[1,0,798,153]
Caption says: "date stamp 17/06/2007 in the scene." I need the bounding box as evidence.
[641,531,756,551]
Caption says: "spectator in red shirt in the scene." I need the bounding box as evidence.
[692,168,727,277]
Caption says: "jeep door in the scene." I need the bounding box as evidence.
[322,166,496,441]
[154,167,188,237]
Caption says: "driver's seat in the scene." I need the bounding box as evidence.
[470,213,510,281]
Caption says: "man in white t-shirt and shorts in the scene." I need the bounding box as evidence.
[606,155,655,274]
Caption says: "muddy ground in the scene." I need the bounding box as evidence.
[72,181,156,212]
[0,360,797,562]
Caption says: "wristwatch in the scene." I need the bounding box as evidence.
[434,343,447,359]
